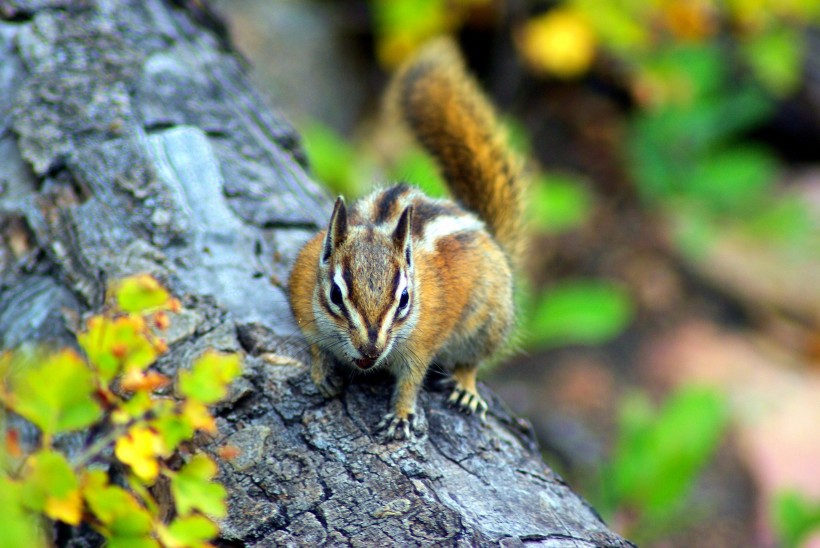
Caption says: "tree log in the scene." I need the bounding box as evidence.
[0,1,633,546]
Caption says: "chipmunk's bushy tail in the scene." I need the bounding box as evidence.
[389,38,526,264]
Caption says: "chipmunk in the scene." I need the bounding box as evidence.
[288,38,525,440]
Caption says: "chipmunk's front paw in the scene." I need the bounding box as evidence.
[448,384,488,422]
[312,373,344,398]
[377,412,423,441]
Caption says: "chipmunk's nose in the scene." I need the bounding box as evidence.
[361,342,380,360]
[355,341,381,370]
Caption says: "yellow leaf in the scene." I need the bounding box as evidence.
[45,488,82,525]
[114,427,166,482]
[182,400,217,434]
[517,7,597,78]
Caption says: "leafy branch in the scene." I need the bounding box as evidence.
[0,274,241,548]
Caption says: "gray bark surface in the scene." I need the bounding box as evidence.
[0,1,633,546]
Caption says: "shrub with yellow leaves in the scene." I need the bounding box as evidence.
[0,274,241,548]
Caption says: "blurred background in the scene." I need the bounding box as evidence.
[210,0,820,545]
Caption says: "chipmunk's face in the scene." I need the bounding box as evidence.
[314,197,417,370]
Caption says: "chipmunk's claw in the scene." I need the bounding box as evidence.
[377,412,422,441]
[448,385,488,422]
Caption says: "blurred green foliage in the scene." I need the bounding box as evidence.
[521,279,633,349]
[624,40,816,263]
[773,491,820,548]
[596,386,728,540]
[388,147,447,198]
[529,173,593,234]
[628,45,777,212]
[369,0,488,68]
[741,25,805,96]
[300,121,362,196]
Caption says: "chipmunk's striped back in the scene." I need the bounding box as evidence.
[349,184,485,254]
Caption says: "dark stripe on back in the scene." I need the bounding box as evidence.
[453,230,478,246]
[347,202,363,224]
[374,184,412,224]
[411,200,461,237]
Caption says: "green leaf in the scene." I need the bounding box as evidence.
[527,280,633,348]
[106,538,160,548]
[574,0,649,54]
[78,315,159,382]
[605,386,727,523]
[20,450,81,525]
[171,454,227,518]
[113,274,174,314]
[161,514,219,547]
[151,408,195,454]
[773,491,820,548]
[6,349,102,438]
[116,391,155,423]
[689,146,777,213]
[82,471,154,537]
[742,27,804,96]
[0,477,47,547]
[529,173,593,233]
[642,44,726,102]
[178,351,241,404]
[372,0,448,40]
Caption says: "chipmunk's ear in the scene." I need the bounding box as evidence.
[393,205,414,266]
[322,197,347,264]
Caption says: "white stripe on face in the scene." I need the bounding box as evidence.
[332,269,346,293]
[394,272,409,320]
[329,268,349,315]
[332,267,367,341]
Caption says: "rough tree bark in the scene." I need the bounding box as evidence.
[0,1,633,546]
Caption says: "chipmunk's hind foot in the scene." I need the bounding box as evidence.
[447,365,488,422]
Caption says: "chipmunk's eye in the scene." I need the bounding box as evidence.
[398,288,409,310]
[330,282,344,308]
